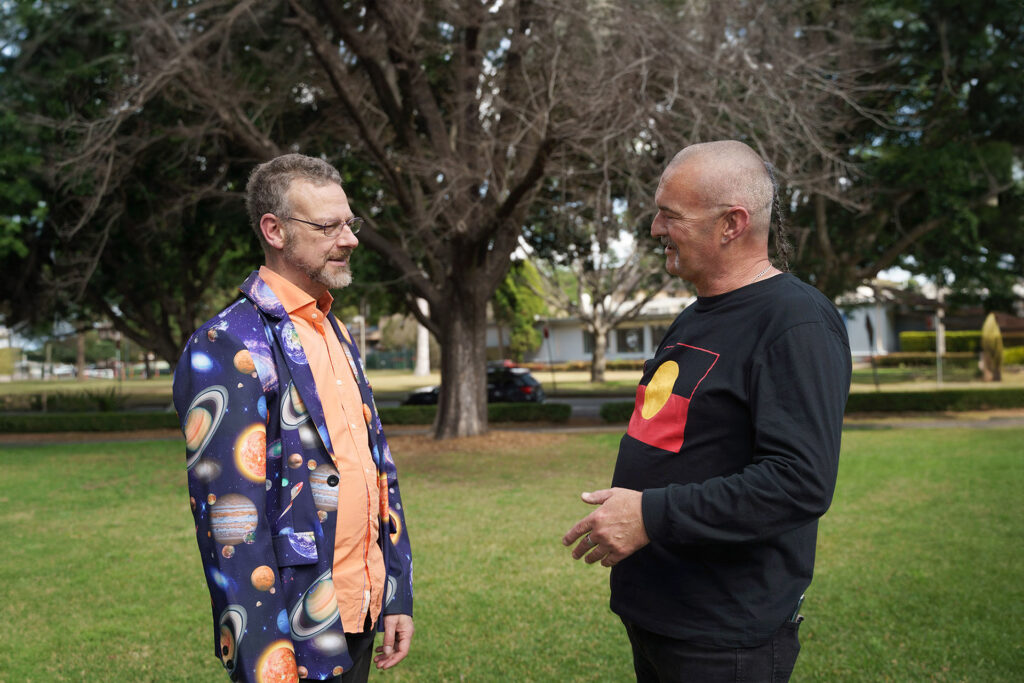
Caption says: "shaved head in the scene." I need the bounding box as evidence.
[667,141,775,234]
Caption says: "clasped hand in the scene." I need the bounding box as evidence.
[562,488,650,567]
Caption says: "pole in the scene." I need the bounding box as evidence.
[935,289,945,387]
[544,323,556,393]
[865,314,879,391]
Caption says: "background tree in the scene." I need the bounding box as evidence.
[492,261,546,363]
[786,0,1024,306]
[6,0,880,437]
[525,136,675,382]
[0,1,263,367]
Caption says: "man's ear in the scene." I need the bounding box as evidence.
[720,206,752,244]
[260,214,286,251]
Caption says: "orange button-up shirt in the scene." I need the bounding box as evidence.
[260,266,384,633]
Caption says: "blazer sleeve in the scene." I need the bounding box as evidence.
[377,431,414,617]
[173,328,294,682]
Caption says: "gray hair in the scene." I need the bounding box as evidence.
[245,154,343,245]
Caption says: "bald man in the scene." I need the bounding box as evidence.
[563,141,851,682]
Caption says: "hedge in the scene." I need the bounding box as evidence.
[0,388,129,413]
[899,330,1024,353]
[870,348,1024,368]
[521,359,646,372]
[377,405,437,425]
[871,352,976,369]
[1004,346,1024,366]
[376,402,573,425]
[0,411,180,433]
[598,388,1024,422]
[1,402,574,433]
[845,388,1024,412]
[600,401,636,423]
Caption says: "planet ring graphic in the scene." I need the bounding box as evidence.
[219,604,247,672]
[184,385,228,469]
[385,575,397,608]
[288,570,340,640]
[280,382,310,429]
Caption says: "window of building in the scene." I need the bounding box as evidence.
[583,330,595,354]
[616,327,643,353]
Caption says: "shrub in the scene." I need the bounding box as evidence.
[605,359,646,371]
[900,330,1024,353]
[377,402,572,426]
[377,405,436,425]
[981,313,1003,381]
[489,402,571,423]
[872,352,976,369]
[0,388,128,413]
[600,401,635,423]
[845,388,1024,412]
[597,390,1024,421]
[1004,346,1024,366]
[0,411,179,433]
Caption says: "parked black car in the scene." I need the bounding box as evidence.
[401,366,546,405]
[402,385,440,405]
[486,366,546,403]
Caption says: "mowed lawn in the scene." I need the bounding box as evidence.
[1,427,1021,682]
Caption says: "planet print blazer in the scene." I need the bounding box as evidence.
[172,271,413,682]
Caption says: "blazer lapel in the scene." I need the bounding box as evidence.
[239,271,335,462]
[272,316,335,461]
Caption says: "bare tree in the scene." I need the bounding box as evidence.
[46,0,877,437]
[527,144,676,382]
[527,1,878,381]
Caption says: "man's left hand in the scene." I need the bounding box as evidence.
[562,488,650,567]
[374,614,414,670]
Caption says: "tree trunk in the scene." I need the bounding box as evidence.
[434,290,489,438]
[591,327,608,383]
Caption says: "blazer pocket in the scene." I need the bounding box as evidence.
[273,530,319,566]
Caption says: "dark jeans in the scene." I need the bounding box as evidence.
[299,626,376,683]
[622,618,802,683]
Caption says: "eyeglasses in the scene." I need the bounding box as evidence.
[284,215,363,238]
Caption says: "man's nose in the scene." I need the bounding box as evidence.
[336,226,358,248]
[650,213,664,236]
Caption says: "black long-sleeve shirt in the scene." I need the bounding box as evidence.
[610,273,851,647]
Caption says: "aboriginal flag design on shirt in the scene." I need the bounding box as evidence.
[627,343,719,452]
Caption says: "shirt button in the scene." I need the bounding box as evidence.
[327,475,340,487]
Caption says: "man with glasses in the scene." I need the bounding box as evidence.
[173,154,413,683]
[563,141,851,682]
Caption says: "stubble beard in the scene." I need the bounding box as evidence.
[283,232,353,290]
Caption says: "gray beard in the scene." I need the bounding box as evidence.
[283,233,353,290]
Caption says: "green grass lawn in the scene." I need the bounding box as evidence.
[1,428,1021,681]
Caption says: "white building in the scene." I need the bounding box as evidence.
[486,283,959,365]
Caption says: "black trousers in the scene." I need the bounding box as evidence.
[300,622,376,683]
[622,618,802,683]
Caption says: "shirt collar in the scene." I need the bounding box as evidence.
[258,266,334,320]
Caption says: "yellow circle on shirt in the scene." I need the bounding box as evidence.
[642,361,679,419]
